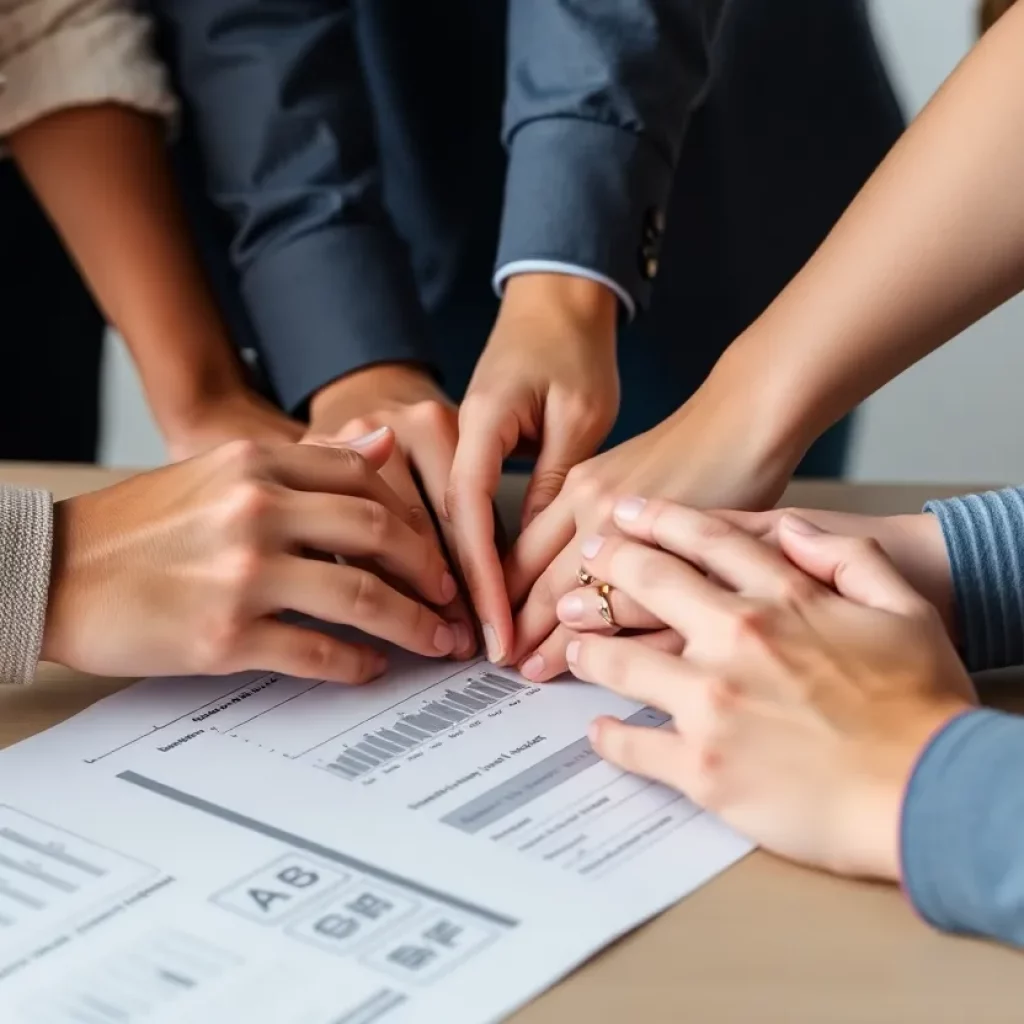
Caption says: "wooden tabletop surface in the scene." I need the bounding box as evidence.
[2,463,1022,1023]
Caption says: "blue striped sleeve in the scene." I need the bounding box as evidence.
[924,487,1024,672]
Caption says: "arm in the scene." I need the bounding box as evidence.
[902,709,1024,947]
[150,0,432,413]
[699,1,1024,469]
[496,0,723,314]
[3,0,299,455]
[0,487,52,686]
[924,487,1024,673]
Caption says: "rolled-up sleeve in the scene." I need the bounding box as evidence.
[0,0,176,138]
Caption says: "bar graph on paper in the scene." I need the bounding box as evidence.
[321,672,531,781]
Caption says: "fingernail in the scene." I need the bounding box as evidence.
[580,535,605,559]
[434,624,455,654]
[557,594,585,624]
[566,639,581,665]
[520,653,545,681]
[781,513,824,536]
[346,426,390,449]
[588,721,602,746]
[452,622,471,654]
[482,623,503,663]
[614,497,647,522]
[440,572,458,604]
[369,653,388,678]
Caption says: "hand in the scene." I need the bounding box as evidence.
[41,430,464,682]
[566,500,977,881]
[713,507,956,637]
[444,274,620,662]
[507,373,800,682]
[164,388,304,461]
[304,363,475,659]
[555,507,956,643]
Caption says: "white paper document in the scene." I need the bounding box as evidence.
[0,648,752,1023]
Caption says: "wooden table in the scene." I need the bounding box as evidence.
[2,463,1023,1023]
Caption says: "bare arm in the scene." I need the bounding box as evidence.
[701,1,1024,464]
[10,106,292,448]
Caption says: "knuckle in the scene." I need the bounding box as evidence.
[405,503,432,536]
[219,438,267,476]
[729,601,777,645]
[220,480,278,535]
[217,545,266,592]
[193,612,245,673]
[343,417,379,440]
[692,512,734,542]
[564,464,603,504]
[778,572,820,606]
[350,571,384,619]
[410,398,454,432]
[297,633,339,678]
[360,500,393,547]
[632,552,673,594]
[529,469,567,503]
[705,674,740,715]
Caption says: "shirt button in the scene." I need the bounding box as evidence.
[643,256,659,280]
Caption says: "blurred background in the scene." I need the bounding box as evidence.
[98,0,1024,482]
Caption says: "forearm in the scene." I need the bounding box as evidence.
[703,3,1024,462]
[10,106,248,433]
[902,708,1024,947]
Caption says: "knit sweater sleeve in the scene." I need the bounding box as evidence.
[0,485,52,685]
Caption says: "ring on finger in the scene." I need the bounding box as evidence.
[596,583,617,628]
[577,566,601,587]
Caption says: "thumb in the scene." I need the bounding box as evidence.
[521,416,596,529]
[778,514,924,616]
[306,425,396,472]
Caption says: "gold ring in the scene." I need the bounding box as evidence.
[596,583,617,628]
[577,566,599,587]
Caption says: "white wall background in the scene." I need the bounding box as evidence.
[99,0,1024,484]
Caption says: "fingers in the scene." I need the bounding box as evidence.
[447,399,521,662]
[226,620,388,685]
[556,585,663,633]
[509,541,579,664]
[281,492,458,610]
[520,399,601,529]
[503,495,576,607]
[577,533,742,640]
[610,500,824,604]
[588,720,686,791]
[401,414,477,659]
[566,632,697,709]
[777,515,926,615]
[266,441,410,521]
[303,425,396,472]
[268,556,458,659]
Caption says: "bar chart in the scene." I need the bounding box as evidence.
[324,672,529,780]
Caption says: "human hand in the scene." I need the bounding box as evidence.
[444,274,620,662]
[556,507,956,643]
[507,374,801,682]
[566,500,976,881]
[163,388,304,461]
[304,363,475,659]
[41,430,464,682]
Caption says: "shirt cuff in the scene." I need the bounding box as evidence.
[240,225,435,414]
[0,487,52,686]
[493,260,636,321]
[901,708,1024,945]
[496,118,672,316]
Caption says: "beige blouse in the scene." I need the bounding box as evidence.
[0,0,176,138]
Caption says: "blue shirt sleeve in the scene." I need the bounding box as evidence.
[924,487,1024,673]
[902,708,1024,947]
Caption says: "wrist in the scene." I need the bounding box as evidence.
[500,273,618,335]
[309,362,439,421]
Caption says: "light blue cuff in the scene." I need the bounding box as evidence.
[493,260,636,322]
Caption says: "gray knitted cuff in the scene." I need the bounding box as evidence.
[0,487,53,685]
